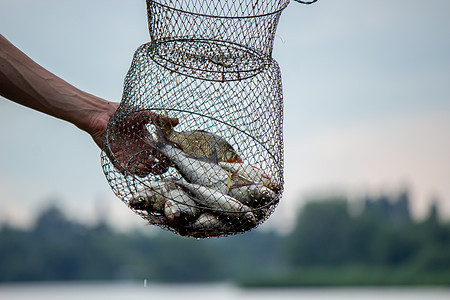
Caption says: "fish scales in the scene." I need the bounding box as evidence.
[164,189,200,221]
[177,180,256,225]
[159,145,229,191]
[168,130,242,163]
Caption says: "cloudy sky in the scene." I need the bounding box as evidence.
[1,0,449,232]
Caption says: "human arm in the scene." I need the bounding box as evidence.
[0,34,118,147]
[0,34,179,177]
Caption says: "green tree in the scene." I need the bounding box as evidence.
[285,198,359,266]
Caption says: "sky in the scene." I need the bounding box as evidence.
[1,0,449,233]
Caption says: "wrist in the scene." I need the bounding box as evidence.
[77,94,118,148]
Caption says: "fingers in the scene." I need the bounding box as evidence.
[149,111,179,129]
[104,109,178,177]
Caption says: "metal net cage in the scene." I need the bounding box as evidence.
[101,0,290,238]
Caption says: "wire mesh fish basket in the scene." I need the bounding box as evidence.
[101,0,292,238]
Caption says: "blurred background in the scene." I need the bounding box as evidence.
[0,0,449,292]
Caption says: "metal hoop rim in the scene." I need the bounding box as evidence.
[147,0,290,20]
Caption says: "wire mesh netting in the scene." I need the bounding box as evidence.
[101,0,291,238]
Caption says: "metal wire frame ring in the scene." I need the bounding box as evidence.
[148,0,290,20]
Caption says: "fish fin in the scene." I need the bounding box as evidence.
[230,171,239,181]
[230,171,254,185]
[230,181,254,189]
[137,124,168,150]
[155,126,172,145]
[148,112,177,146]
[228,156,243,163]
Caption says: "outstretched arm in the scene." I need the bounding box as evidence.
[0,34,180,177]
[0,34,118,147]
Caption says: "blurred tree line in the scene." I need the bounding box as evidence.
[1,191,449,286]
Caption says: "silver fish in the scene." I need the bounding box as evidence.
[187,213,232,238]
[163,189,200,222]
[158,144,230,191]
[228,183,278,208]
[218,162,277,189]
[177,180,256,225]
[191,213,226,230]
[129,179,201,222]
[128,181,171,212]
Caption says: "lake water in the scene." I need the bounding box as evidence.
[0,282,449,300]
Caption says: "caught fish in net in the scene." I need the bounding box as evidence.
[101,0,314,238]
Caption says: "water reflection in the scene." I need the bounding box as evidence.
[0,282,449,300]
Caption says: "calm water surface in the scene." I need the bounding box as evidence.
[0,282,449,300]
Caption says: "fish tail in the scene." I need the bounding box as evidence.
[155,126,172,146]
[147,111,178,146]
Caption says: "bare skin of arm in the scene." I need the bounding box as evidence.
[0,34,118,147]
[0,34,179,176]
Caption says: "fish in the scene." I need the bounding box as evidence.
[153,145,277,208]
[217,162,279,207]
[176,180,257,225]
[156,144,230,191]
[218,162,277,189]
[162,128,243,163]
[163,189,200,222]
[188,212,260,238]
[191,213,227,230]
[128,181,170,212]
[186,212,229,238]
[129,180,199,222]
[228,183,278,208]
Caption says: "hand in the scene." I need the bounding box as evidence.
[1,34,179,178]
[87,100,120,148]
[101,108,179,178]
